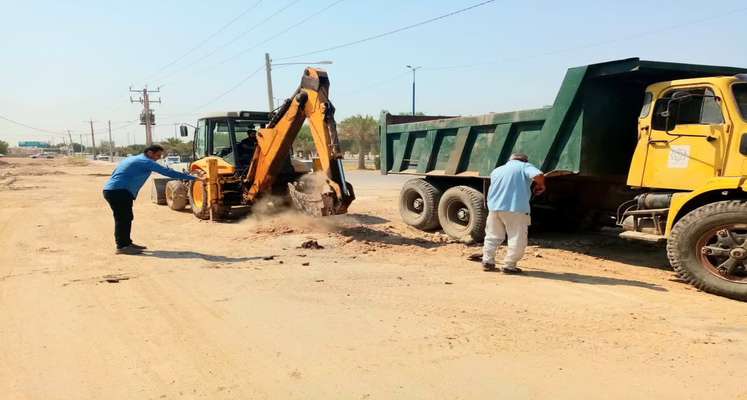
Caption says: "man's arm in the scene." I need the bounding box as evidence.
[533,174,546,195]
[147,160,198,181]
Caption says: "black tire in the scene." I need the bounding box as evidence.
[437,186,487,243]
[399,179,442,230]
[188,180,228,220]
[165,180,188,211]
[667,200,747,301]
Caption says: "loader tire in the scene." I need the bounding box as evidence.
[667,200,747,301]
[399,179,442,230]
[165,180,188,211]
[438,186,487,243]
[188,180,228,220]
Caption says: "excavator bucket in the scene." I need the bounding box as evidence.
[287,174,354,217]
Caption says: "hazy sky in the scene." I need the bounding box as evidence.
[1,0,746,146]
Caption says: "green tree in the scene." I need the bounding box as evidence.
[339,115,378,169]
[0,140,8,155]
[159,138,194,159]
[294,124,315,158]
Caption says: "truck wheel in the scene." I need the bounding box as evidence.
[165,180,188,211]
[188,180,228,220]
[438,186,487,243]
[667,200,747,301]
[399,179,442,230]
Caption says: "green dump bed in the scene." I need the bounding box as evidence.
[380,58,747,180]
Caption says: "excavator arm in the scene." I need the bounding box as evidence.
[242,67,354,216]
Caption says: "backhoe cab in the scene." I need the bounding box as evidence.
[162,68,354,220]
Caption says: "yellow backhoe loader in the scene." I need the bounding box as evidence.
[155,68,354,219]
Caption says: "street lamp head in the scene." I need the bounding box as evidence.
[406,64,412,69]
[317,61,333,65]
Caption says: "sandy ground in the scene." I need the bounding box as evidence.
[1,157,746,400]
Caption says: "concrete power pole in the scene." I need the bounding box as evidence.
[108,120,114,159]
[265,53,274,112]
[130,86,161,145]
[88,119,97,157]
[67,130,74,156]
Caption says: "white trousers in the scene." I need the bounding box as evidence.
[482,211,530,267]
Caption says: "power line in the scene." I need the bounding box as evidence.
[338,70,411,96]
[274,0,496,61]
[189,64,265,112]
[423,5,747,72]
[155,0,302,87]
[208,0,347,72]
[0,114,67,136]
[144,0,265,84]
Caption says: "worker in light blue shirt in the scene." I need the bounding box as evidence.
[103,144,203,254]
[482,153,545,273]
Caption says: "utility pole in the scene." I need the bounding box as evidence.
[406,65,421,116]
[264,53,333,113]
[67,130,74,156]
[265,53,274,112]
[108,120,114,159]
[88,119,97,157]
[130,86,161,145]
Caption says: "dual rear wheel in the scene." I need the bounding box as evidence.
[399,179,486,243]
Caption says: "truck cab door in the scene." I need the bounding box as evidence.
[638,86,729,191]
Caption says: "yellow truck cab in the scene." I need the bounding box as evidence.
[623,74,747,299]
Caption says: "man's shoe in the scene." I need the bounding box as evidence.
[129,243,147,250]
[501,265,523,274]
[482,262,497,271]
[115,245,144,255]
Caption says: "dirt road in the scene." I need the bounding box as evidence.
[1,158,746,399]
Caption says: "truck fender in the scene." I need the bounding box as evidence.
[665,177,745,236]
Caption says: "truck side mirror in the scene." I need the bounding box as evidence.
[179,125,189,137]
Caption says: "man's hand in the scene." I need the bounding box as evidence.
[532,174,546,196]
[193,170,207,182]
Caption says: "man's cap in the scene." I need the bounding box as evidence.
[510,153,529,162]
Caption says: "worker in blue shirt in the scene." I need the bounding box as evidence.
[482,153,546,273]
[103,144,203,254]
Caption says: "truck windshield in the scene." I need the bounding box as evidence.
[734,83,747,120]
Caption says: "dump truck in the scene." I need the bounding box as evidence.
[153,67,354,219]
[380,57,747,301]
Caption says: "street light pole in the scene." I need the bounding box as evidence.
[264,53,333,113]
[406,65,421,116]
[265,53,274,113]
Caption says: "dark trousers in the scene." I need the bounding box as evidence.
[103,190,134,249]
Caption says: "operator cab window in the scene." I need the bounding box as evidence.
[234,120,259,169]
[195,119,208,157]
[651,87,724,131]
[210,120,233,162]
[734,83,747,121]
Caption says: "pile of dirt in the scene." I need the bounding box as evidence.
[298,240,324,249]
